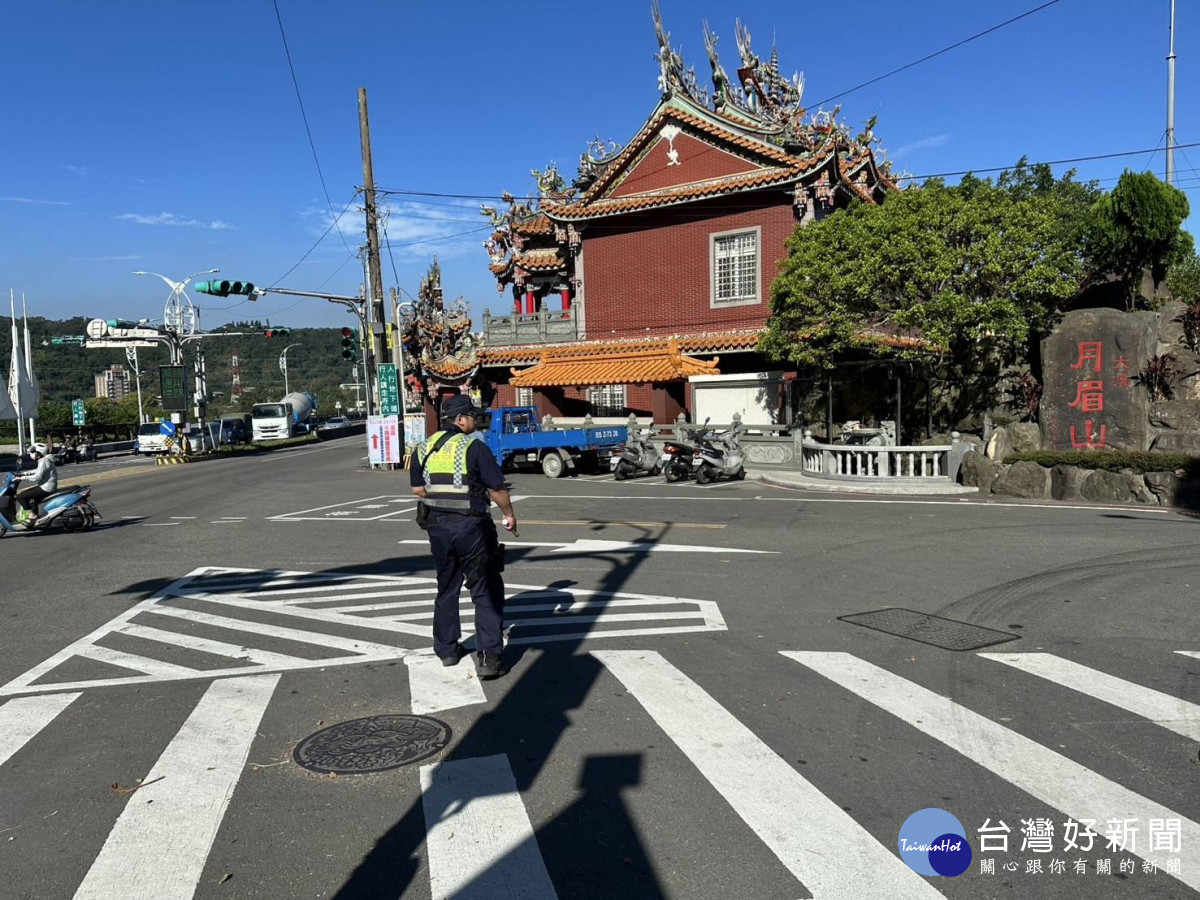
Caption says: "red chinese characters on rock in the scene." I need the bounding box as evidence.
[1068,380,1104,413]
[1114,355,1132,388]
[1067,340,1106,449]
[1070,419,1107,450]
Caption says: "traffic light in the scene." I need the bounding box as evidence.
[340,327,357,361]
[263,327,291,338]
[194,280,257,297]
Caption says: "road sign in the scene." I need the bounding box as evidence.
[378,363,399,416]
[367,415,401,465]
[86,340,159,349]
[52,336,86,347]
[71,399,86,426]
[159,365,187,412]
[159,421,177,437]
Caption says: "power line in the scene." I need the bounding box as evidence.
[269,190,360,287]
[808,0,1067,108]
[271,0,355,258]
[910,141,1200,180]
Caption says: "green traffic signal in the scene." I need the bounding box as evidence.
[194,280,255,297]
[194,280,231,297]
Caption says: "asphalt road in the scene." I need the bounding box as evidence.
[0,436,1197,900]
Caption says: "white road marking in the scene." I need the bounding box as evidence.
[0,693,80,767]
[511,493,1176,515]
[73,675,278,900]
[148,605,405,656]
[421,754,557,900]
[783,651,1200,893]
[168,517,196,520]
[980,652,1200,742]
[398,538,774,555]
[593,651,940,900]
[268,495,416,522]
[117,623,311,670]
[76,644,200,678]
[406,655,487,715]
[141,523,180,527]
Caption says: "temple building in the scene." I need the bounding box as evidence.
[468,8,908,424]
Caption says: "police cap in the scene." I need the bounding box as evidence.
[442,394,481,420]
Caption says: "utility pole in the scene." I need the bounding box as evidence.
[358,87,388,375]
[1167,0,1177,185]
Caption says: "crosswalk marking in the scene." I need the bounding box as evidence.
[980,651,1200,741]
[73,674,279,900]
[783,651,1200,893]
[1,567,726,697]
[117,622,312,670]
[76,643,200,678]
[406,655,487,715]
[593,650,942,900]
[147,605,405,655]
[0,693,80,767]
[421,754,558,900]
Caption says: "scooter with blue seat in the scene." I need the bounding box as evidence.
[0,471,100,537]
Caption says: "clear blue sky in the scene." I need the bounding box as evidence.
[1,0,1193,330]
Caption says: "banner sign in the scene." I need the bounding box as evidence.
[367,415,402,465]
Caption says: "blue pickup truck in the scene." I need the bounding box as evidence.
[478,407,627,478]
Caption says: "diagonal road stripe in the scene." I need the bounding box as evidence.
[784,651,1200,893]
[593,650,941,899]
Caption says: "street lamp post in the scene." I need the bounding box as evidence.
[132,268,219,350]
[279,343,301,395]
[124,345,145,426]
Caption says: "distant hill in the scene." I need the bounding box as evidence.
[5,316,369,416]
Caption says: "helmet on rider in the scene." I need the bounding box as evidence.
[30,442,47,458]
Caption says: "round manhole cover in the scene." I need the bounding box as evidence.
[293,714,452,774]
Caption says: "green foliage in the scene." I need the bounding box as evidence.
[1088,170,1192,308]
[1168,253,1200,304]
[1007,449,1200,477]
[762,160,1096,416]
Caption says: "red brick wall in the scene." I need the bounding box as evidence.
[625,384,653,415]
[580,192,798,340]
[490,384,516,409]
[609,132,758,199]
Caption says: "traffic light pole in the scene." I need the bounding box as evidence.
[255,286,375,415]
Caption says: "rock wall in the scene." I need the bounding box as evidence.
[958,449,1199,507]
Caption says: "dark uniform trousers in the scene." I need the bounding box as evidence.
[427,511,505,657]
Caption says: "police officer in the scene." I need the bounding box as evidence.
[410,394,516,679]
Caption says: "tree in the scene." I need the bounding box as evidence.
[1088,170,1192,308]
[761,163,1096,415]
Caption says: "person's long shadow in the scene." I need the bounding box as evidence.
[332,523,673,899]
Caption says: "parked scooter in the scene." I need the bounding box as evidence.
[0,472,100,536]
[662,419,709,482]
[610,436,661,480]
[693,424,747,484]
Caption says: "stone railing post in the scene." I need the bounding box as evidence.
[626,412,639,440]
[947,431,968,482]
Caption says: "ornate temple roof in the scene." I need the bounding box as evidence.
[508,339,721,388]
[481,6,898,288]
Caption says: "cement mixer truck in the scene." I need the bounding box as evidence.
[250,391,317,442]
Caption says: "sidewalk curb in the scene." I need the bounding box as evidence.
[750,471,980,497]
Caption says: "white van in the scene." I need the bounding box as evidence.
[135,422,170,454]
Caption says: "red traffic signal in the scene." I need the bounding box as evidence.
[340,327,354,337]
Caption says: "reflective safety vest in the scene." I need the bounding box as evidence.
[418,430,486,513]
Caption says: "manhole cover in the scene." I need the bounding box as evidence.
[293,715,452,774]
[838,608,1020,652]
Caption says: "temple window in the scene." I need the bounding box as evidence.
[516,387,534,407]
[589,385,627,416]
[710,226,760,307]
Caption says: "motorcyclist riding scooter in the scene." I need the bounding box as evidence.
[15,443,58,517]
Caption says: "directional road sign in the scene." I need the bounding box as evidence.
[71,399,86,426]
[377,363,399,416]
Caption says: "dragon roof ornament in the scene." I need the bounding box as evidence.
[400,257,480,389]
